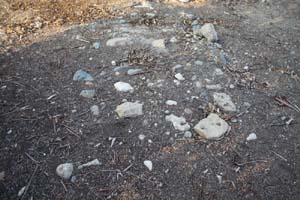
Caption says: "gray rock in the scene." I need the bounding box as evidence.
[115,102,143,118]
[165,114,190,131]
[80,90,95,98]
[200,23,218,42]
[73,70,94,81]
[213,92,236,112]
[106,37,133,47]
[246,133,257,141]
[92,41,101,49]
[194,113,229,139]
[56,163,74,179]
[90,105,100,116]
[127,69,143,75]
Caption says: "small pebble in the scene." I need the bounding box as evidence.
[246,133,257,141]
[144,160,153,171]
[175,73,185,81]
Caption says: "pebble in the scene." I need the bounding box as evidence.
[144,160,153,171]
[170,36,178,43]
[200,23,218,42]
[246,133,257,141]
[127,69,143,75]
[166,100,178,106]
[114,82,134,92]
[229,84,235,89]
[73,70,94,81]
[90,105,100,116]
[152,39,166,49]
[138,134,146,141]
[214,68,224,76]
[194,113,229,139]
[92,41,101,49]
[172,64,183,72]
[184,131,192,138]
[106,37,133,46]
[165,114,190,131]
[115,102,143,118]
[80,90,95,98]
[56,163,74,179]
[78,159,101,169]
[206,84,222,90]
[195,60,204,66]
[175,73,185,81]
[213,92,237,112]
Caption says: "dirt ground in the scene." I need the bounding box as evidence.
[1,0,300,199]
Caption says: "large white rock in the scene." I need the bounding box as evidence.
[194,113,229,139]
[115,102,143,118]
[165,114,190,131]
[144,160,153,171]
[56,163,74,179]
[106,37,133,47]
[200,23,218,42]
[213,92,237,112]
[114,82,134,92]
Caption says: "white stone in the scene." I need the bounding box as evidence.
[166,100,178,106]
[200,23,218,42]
[175,73,185,81]
[213,92,237,112]
[90,105,100,116]
[152,39,166,49]
[106,37,133,46]
[179,0,190,2]
[138,134,146,141]
[246,133,257,141]
[166,114,190,132]
[114,82,134,92]
[78,159,101,169]
[184,131,192,138]
[115,102,143,118]
[194,113,229,139]
[56,163,74,179]
[174,80,181,86]
[144,160,153,171]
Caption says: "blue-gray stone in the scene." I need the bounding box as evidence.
[80,90,95,98]
[127,69,143,75]
[73,70,94,81]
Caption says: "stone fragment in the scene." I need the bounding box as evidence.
[90,105,100,116]
[73,70,94,81]
[246,133,257,141]
[106,37,133,46]
[194,113,229,139]
[166,100,177,106]
[213,92,236,112]
[200,23,218,42]
[92,41,101,49]
[115,102,143,118]
[127,69,143,75]
[80,90,95,98]
[56,163,74,179]
[166,114,190,132]
[175,73,185,81]
[114,82,134,92]
[144,160,153,171]
[206,84,222,90]
[78,159,101,169]
[152,39,166,49]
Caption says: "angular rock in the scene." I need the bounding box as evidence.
[106,37,133,47]
[165,114,190,132]
[166,100,177,106]
[90,105,100,116]
[200,23,218,42]
[56,163,74,179]
[115,102,143,118]
[80,90,95,98]
[213,92,236,112]
[144,160,153,171]
[127,69,143,76]
[152,39,166,49]
[78,159,101,169]
[73,70,94,81]
[175,73,185,81]
[194,113,229,139]
[114,82,134,92]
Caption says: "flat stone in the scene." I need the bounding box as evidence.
[114,82,134,92]
[152,39,166,49]
[194,113,229,139]
[106,37,133,47]
[165,114,190,131]
[56,163,74,179]
[115,102,143,118]
[80,90,95,98]
[206,84,222,90]
[73,70,94,81]
[200,23,218,42]
[184,131,193,138]
[246,133,257,141]
[175,73,185,81]
[166,100,177,106]
[213,92,237,112]
[127,69,143,75]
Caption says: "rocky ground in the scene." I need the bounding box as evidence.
[0,0,300,199]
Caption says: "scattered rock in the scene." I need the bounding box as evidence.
[194,113,229,139]
[78,159,101,169]
[152,39,166,49]
[114,82,134,92]
[213,92,237,112]
[92,41,101,49]
[73,70,94,81]
[80,90,95,98]
[90,105,100,116]
[166,100,177,106]
[246,133,257,141]
[106,37,133,46]
[144,160,153,171]
[127,69,143,75]
[175,73,185,81]
[166,114,190,131]
[200,23,218,42]
[56,163,74,179]
[115,102,143,118]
